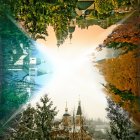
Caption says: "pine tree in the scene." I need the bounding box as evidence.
[9,94,57,140]
[9,105,36,140]
[34,95,57,140]
[106,98,136,140]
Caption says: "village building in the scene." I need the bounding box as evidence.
[51,101,92,140]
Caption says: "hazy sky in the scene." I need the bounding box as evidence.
[33,24,117,120]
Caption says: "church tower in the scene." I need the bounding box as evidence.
[76,100,83,128]
[68,18,76,44]
[62,102,72,130]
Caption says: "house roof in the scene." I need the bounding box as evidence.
[63,113,71,117]
[77,1,94,10]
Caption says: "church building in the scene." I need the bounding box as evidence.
[51,101,92,140]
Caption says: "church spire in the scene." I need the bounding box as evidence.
[65,101,68,113]
[69,33,72,44]
[63,101,71,117]
[76,100,82,115]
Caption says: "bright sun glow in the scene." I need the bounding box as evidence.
[30,24,122,120]
[3,13,133,126]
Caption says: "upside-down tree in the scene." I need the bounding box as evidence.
[1,0,77,44]
[103,11,140,52]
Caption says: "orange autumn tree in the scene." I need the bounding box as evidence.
[98,50,137,94]
[104,21,140,46]
[104,12,140,45]
[96,8,140,129]
[97,11,140,53]
[97,50,140,127]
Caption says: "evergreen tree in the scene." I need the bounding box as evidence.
[9,94,57,140]
[9,105,36,140]
[104,83,137,103]
[106,98,136,140]
[34,95,57,140]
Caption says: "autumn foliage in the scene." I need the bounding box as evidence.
[97,49,140,128]
[96,10,140,128]
[98,50,138,94]
[104,12,140,47]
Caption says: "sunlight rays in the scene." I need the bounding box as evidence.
[3,14,130,125]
